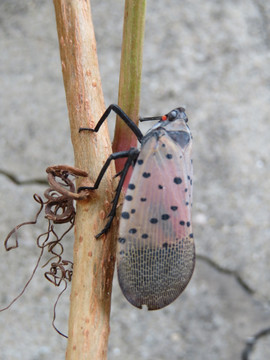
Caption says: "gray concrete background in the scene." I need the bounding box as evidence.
[0,0,270,359]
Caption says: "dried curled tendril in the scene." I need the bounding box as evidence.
[1,165,88,337]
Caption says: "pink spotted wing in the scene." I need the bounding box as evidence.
[117,125,194,310]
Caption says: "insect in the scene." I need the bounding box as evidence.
[79,104,195,310]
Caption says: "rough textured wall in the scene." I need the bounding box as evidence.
[0,1,269,359]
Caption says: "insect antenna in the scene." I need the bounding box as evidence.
[139,115,163,122]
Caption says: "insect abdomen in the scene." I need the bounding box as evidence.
[117,236,195,310]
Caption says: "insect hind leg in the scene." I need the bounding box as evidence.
[78,148,140,238]
[96,148,139,238]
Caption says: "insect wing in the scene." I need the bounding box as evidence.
[117,130,194,310]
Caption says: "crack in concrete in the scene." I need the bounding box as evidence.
[197,254,255,295]
[0,169,47,186]
[241,326,270,360]
[198,255,270,359]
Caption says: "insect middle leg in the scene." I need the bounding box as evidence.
[78,148,140,238]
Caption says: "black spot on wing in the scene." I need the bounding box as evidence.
[174,177,182,184]
[121,212,130,219]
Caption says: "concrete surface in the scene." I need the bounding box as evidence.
[0,0,270,359]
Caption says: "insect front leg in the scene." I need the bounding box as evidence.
[79,104,143,142]
[78,148,140,238]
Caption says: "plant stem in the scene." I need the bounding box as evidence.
[112,0,146,188]
[53,1,117,359]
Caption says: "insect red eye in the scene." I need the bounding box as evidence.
[161,115,167,121]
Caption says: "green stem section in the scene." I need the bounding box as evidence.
[112,0,146,181]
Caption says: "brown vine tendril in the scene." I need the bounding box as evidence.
[1,165,89,337]
[4,194,44,251]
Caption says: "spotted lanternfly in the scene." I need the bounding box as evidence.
[79,104,195,310]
